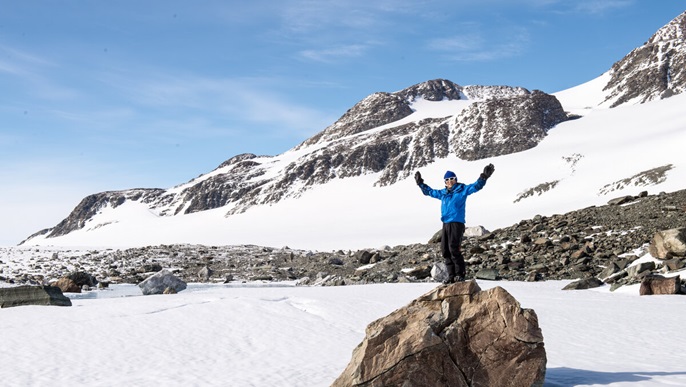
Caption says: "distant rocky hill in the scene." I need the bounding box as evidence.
[25,79,570,240]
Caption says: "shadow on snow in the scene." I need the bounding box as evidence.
[545,367,686,386]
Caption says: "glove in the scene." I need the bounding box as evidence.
[480,164,495,180]
[414,171,424,186]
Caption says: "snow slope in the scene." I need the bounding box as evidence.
[1,280,685,387]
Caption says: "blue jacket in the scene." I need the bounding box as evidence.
[419,177,486,224]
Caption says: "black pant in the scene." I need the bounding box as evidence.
[442,222,466,278]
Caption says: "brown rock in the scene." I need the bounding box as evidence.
[332,281,546,387]
[53,278,81,293]
[163,287,178,294]
[639,275,681,295]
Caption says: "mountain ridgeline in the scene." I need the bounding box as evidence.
[31,81,568,241]
[23,11,686,243]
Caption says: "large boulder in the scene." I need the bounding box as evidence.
[138,269,187,295]
[649,227,686,259]
[639,275,682,295]
[0,285,72,308]
[332,281,546,387]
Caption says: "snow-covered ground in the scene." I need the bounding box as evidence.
[1,280,685,386]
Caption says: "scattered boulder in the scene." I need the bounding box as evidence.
[649,228,686,259]
[475,268,499,280]
[430,262,450,283]
[428,230,442,244]
[67,271,98,288]
[608,195,635,205]
[402,265,432,280]
[198,266,214,281]
[138,269,187,295]
[639,275,681,295]
[464,225,490,238]
[355,250,373,265]
[562,277,603,290]
[137,262,163,274]
[0,285,72,308]
[332,281,546,387]
[627,262,656,278]
[53,277,81,293]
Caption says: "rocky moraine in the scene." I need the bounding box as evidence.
[2,189,685,293]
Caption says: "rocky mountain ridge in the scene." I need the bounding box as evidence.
[25,79,570,241]
[603,11,686,106]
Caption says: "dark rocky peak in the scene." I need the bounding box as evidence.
[217,153,258,169]
[47,189,165,237]
[395,78,464,102]
[297,91,414,148]
[462,85,530,100]
[647,11,686,44]
[297,79,466,148]
[603,11,686,107]
[452,90,568,160]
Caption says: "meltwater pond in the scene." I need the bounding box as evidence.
[65,281,299,300]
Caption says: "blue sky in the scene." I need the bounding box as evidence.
[1,1,684,244]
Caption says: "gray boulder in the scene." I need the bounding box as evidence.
[562,277,604,290]
[0,285,72,308]
[332,281,546,387]
[197,266,214,281]
[464,225,490,238]
[138,269,187,295]
[430,262,450,283]
[475,268,499,280]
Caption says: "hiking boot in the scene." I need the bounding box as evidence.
[442,276,455,285]
[455,276,465,282]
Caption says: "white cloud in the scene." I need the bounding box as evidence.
[299,44,370,63]
[572,0,634,15]
[95,70,334,138]
[428,27,530,62]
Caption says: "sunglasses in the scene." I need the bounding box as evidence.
[445,177,457,182]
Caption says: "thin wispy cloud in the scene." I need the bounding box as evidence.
[97,70,333,138]
[299,44,370,63]
[428,27,531,62]
[572,0,634,15]
[0,44,81,101]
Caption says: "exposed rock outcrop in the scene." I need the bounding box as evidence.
[451,90,567,160]
[332,281,546,387]
[603,11,686,107]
